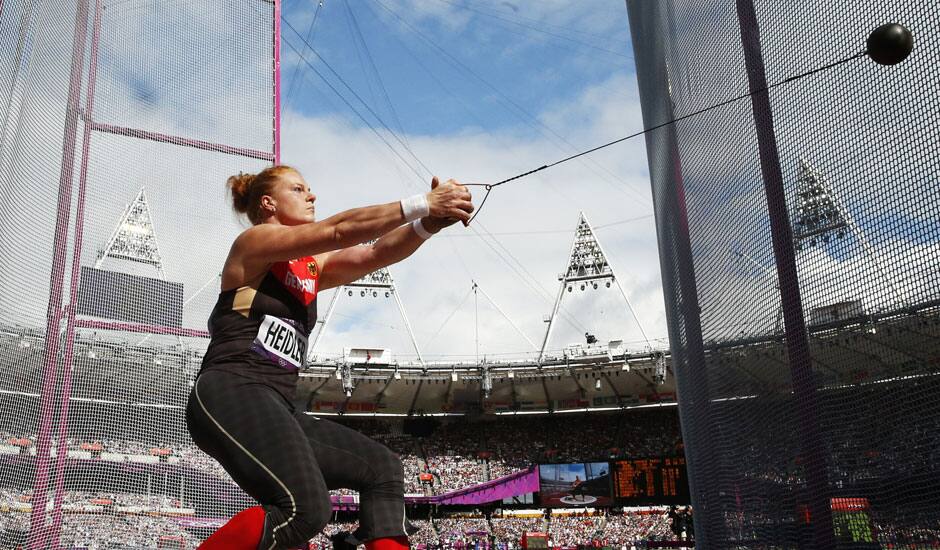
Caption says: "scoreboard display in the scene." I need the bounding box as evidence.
[613,457,690,504]
[538,462,613,507]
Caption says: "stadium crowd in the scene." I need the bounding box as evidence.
[340,411,682,494]
[304,513,676,549]
[0,508,198,549]
[59,514,199,549]
[0,409,693,548]
[0,489,186,509]
[0,410,683,497]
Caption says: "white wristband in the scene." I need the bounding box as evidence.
[411,219,434,240]
[400,193,430,222]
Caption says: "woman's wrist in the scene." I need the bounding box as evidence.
[400,193,430,222]
[412,218,436,239]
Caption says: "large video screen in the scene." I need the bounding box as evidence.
[613,457,690,505]
[538,462,612,507]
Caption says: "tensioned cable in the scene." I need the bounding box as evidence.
[470,224,590,335]
[372,0,649,206]
[422,286,474,351]
[283,16,592,334]
[283,11,644,336]
[284,0,324,106]
[281,36,429,183]
[342,0,410,145]
[350,1,631,335]
[437,215,654,237]
[359,0,486,130]
[463,49,869,224]
[282,17,434,179]
[281,35,563,314]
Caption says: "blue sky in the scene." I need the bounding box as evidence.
[0,0,665,357]
[280,0,635,137]
[275,0,667,359]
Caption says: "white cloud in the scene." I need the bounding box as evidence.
[379,0,627,40]
[282,71,666,360]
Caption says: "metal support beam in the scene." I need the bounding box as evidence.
[407,379,424,415]
[736,1,833,545]
[28,1,90,546]
[474,281,538,351]
[309,287,341,359]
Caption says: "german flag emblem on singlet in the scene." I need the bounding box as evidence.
[270,256,319,306]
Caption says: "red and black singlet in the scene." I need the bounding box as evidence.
[199,256,320,400]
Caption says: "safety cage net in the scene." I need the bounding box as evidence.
[627,1,938,548]
[0,0,277,547]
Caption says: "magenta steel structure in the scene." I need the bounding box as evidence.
[25,1,281,547]
[73,320,211,339]
[26,0,92,546]
[274,0,282,163]
[45,0,106,545]
[90,122,275,162]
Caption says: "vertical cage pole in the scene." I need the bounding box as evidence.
[273,0,281,163]
[735,1,834,547]
[46,0,104,546]
[26,0,91,547]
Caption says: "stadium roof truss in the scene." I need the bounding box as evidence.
[309,245,427,367]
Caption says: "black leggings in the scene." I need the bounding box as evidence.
[186,369,412,549]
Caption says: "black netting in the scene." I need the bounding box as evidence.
[628,1,939,548]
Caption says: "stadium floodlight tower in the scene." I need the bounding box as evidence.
[94,188,222,346]
[792,158,849,250]
[96,188,167,275]
[308,253,426,367]
[538,212,649,364]
[791,158,901,301]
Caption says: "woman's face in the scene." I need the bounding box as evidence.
[264,171,316,225]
